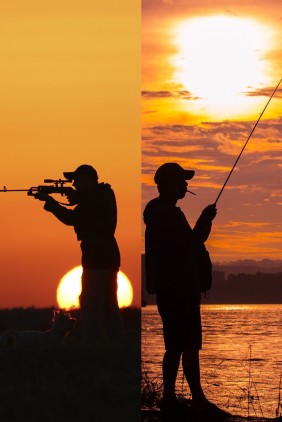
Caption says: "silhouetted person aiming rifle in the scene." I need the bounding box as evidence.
[35,164,124,344]
[143,162,231,419]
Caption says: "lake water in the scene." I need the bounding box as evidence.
[142,304,282,419]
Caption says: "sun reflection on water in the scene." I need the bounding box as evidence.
[142,304,282,418]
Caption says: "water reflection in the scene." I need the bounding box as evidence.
[142,304,282,418]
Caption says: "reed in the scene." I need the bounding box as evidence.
[141,362,163,408]
[276,373,282,418]
[235,345,265,420]
[141,346,277,421]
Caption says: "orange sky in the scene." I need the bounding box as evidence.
[142,0,282,263]
[0,1,140,308]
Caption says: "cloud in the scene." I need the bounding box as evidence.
[142,127,282,261]
[144,118,282,152]
[209,226,282,261]
[142,117,282,197]
[141,0,282,261]
[142,90,174,98]
[141,90,200,100]
[268,139,281,143]
[244,85,282,98]
[142,0,282,18]
[223,221,272,228]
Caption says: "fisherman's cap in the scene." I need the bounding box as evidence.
[154,162,195,185]
[63,164,98,181]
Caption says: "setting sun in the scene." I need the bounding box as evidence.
[56,267,133,310]
[172,16,273,118]
[116,271,134,308]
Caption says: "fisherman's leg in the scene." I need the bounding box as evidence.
[182,346,232,419]
[181,301,232,419]
[157,300,183,404]
[182,346,207,404]
[181,302,207,403]
[104,270,124,340]
[162,349,182,401]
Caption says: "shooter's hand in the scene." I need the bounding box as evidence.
[34,192,52,201]
[66,190,80,205]
[201,204,217,222]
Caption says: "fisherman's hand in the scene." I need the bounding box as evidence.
[34,192,52,201]
[201,204,217,221]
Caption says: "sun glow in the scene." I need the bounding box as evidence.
[56,266,133,310]
[172,16,273,118]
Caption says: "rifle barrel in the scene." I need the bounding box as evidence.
[0,189,29,192]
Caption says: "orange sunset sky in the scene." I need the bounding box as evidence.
[0,1,140,308]
[142,0,282,263]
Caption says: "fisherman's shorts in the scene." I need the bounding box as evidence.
[157,300,202,352]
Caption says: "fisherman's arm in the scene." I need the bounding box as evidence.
[193,204,217,243]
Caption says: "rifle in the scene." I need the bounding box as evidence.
[0,179,76,205]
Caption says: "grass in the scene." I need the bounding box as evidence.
[141,362,162,408]
[276,374,282,419]
[245,345,265,419]
[0,341,140,421]
[0,307,141,422]
[141,353,282,422]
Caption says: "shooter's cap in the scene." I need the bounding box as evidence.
[154,162,195,185]
[63,164,98,181]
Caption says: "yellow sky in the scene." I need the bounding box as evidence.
[142,1,282,262]
[0,1,140,308]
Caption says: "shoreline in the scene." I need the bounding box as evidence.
[141,406,282,422]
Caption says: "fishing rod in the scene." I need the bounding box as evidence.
[214,77,282,205]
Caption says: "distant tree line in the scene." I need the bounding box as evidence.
[0,306,140,332]
[203,271,282,304]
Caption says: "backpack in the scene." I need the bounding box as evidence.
[144,254,157,294]
[197,243,213,293]
[145,243,213,295]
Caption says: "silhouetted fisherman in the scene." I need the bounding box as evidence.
[35,164,124,344]
[143,162,231,419]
